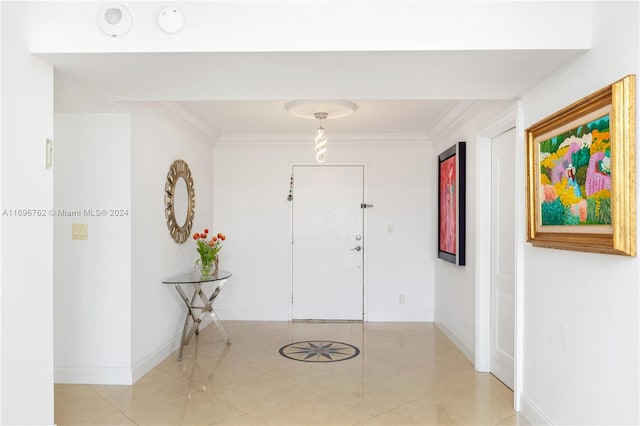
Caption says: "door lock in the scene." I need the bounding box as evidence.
[350,246,362,251]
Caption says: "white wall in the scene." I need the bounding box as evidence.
[51,104,215,385]
[432,102,513,362]
[129,104,214,379]
[5,0,636,423]
[0,2,54,424]
[30,2,591,53]
[213,137,434,321]
[1,4,4,419]
[53,114,132,384]
[518,2,639,424]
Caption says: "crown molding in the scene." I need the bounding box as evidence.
[216,132,431,148]
[156,102,221,142]
[477,102,519,137]
[427,100,485,142]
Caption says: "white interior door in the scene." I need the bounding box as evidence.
[491,128,516,388]
[292,165,364,320]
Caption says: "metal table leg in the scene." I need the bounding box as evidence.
[205,279,231,345]
[173,279,230,361]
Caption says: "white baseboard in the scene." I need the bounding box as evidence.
[215,309,289,321]
[55,319,210,385]
[132,332,182,383]
[54,367,133,385]
[519,394,552,425]
[366,310,433,322]
[217,310,433,322]
[55,331,185,385]
[434,312,475,364]
[132,316,217,382]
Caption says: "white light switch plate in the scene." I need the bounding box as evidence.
[72,223,88,240]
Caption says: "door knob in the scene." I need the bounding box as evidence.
[351,246,362,251]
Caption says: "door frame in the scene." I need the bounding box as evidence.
[475,102,524,410]
[287,161,369,321]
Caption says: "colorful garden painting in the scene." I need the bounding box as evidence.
[439,155,457,253]
[538,114,611,226]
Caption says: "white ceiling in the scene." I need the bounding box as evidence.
[49,50,586,138]
[176,99,461,135]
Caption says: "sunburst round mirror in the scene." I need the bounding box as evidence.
[164,159,195,243]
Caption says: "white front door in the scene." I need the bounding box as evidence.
[490,128,516,388]
[292,165,364,320]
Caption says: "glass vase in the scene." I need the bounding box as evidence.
[196,258,216,277]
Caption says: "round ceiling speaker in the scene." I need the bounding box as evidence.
[97,3,132,37]
[158,7,185,34]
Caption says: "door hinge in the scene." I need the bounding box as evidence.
[360,203,374,209]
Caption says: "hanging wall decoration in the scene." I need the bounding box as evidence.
[525,74,636,256]
[438,141,466,265]
[164,159,196,244]
[287,174,294,201]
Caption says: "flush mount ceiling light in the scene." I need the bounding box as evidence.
[97,3,133,37]
[158,7,185,34]
[285,100,358,163]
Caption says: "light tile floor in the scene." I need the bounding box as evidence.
[55,321,529,425]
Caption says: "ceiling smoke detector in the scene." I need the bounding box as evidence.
[158,7,185,34]
[97,3,133,37]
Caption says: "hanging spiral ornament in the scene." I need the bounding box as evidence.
[284,101,357,164]
[315,126,327,163]
[314,112,328,163]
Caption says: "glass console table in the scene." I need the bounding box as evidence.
[162,269,232,361]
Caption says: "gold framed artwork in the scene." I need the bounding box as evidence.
[525,74,636,256]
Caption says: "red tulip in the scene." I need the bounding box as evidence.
[217,233,223,239]
[212,236,218,242]
[220,235,226,241]
[193,233,200,239]
[204,229,209,234]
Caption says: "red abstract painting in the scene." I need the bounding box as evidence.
[439,155,456,254]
